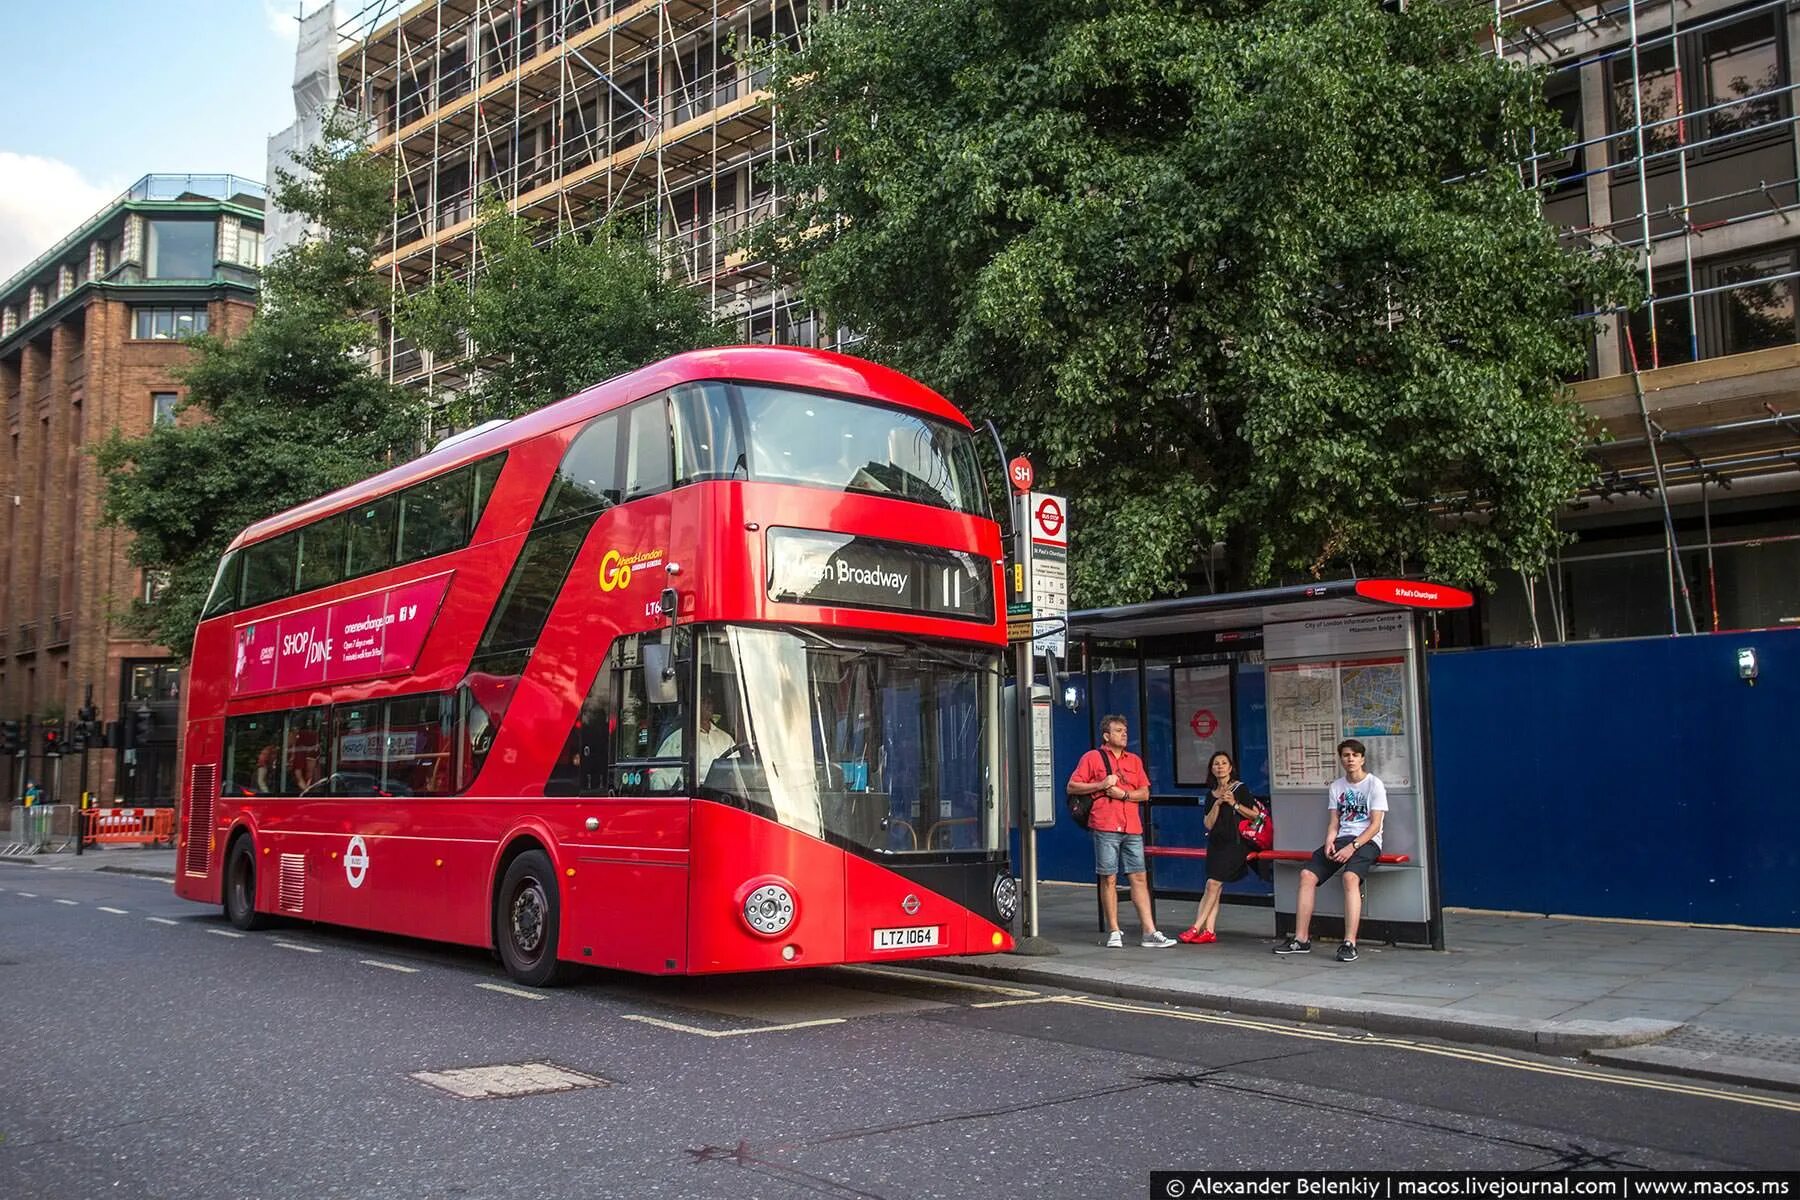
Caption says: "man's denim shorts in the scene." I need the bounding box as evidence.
[1093,830,1145,877]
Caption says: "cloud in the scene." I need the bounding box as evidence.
[0,154,119,286]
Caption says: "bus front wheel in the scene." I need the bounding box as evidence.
[496,849,565,987]
[223,836,269,931]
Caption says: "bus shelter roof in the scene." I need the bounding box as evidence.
[1066,578,1474,642]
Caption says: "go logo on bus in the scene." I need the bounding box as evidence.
[598,547,665,593]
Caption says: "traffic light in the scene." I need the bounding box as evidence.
[67,721,88,752]
[133,706,155,746]
[0,719,19,755]
[42,723,63,757]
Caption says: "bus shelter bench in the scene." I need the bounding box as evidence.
[1099,843,1411,932]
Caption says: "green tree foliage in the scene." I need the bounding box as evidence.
[402,210,729,423]
[753,0,1638,602]
[95,117,424,659]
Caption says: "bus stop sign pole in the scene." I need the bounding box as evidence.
[1010,469,1058,956]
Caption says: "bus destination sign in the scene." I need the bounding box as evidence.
[766,527,993,623]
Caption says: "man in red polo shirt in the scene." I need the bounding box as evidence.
[1067,714,1178,949]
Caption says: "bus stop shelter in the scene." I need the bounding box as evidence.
[1062,578,1474,950]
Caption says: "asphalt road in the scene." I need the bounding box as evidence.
[1,864,1795,1200]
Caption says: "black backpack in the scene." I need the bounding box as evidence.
[1065,748,1115,830]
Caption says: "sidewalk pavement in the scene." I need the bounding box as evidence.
[929,881,1800,1095]
[8,850,1798,1093]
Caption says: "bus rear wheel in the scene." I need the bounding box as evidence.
[223,836,269,931]
[496,849,565,987]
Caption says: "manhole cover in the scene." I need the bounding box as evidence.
[410,1061,611,1100]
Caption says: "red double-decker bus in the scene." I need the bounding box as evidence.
[174,346,1016,982]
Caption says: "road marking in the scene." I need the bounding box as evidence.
[835,965,1039,998]
[621,1013,846,1038]
[146,917,178,926]
[54,898,78,906]
[16,892,36,898]
[274,941,322,954]
[360,959,420,974]
[476,982,548,1001]
[98,906,129,915]
[970,996,1065,1010]
[209,929,246,939]
[1050,995,1800,1113]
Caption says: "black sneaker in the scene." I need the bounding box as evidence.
[1273,937,1311,955]
[1336,942,1358,962]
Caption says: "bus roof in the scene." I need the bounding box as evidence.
[229,345,974,551]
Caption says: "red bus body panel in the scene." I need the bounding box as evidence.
[175,347,1015,974]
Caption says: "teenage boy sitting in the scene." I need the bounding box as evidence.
[1273,739,1387,963]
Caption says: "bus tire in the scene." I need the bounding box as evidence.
[495,849,565,987]
[223,835,269,931]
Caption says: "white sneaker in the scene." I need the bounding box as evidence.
[1141,931,1178,949]
[1102,930,1124,948]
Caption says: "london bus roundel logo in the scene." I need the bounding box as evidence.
[345,836,369,889]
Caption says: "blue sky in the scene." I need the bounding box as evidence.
[0,0,329,280]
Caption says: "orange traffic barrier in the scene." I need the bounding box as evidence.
[82,807,176,847]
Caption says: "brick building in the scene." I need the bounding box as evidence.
[0,174,265,806]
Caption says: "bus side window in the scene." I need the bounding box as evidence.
[202,551,243,619]
[297,513,349,593]
[671,382,742,484]
[538,414,621,525]
[547,659,611,797]
[610,632,689,795]
[284,707,325,795]
[384,693,452,796]
[469,452,505,534]
[241,531,300,608]
[397,464,475,565]
[344,497,398,578]
[624,395,672,500]
[224,714,282,797]
[331,704,383,796]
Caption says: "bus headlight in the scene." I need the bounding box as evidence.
[742,881,796,937]
[993,873,1019,924]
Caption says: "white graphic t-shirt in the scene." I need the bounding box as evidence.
[1328,774,1388,847]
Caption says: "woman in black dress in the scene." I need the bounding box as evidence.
[1178,751,1262,945]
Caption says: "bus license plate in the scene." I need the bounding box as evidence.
[872,925,940,951]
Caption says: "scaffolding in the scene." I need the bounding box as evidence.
[1484,0,1800,637]
[332,0,823,404]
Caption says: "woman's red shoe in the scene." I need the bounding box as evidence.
[1195,929,1217,945]
[1177,927,1205,944]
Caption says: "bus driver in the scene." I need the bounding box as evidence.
[652,683,735,789]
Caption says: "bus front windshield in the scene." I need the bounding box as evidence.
[695,625,1002,857]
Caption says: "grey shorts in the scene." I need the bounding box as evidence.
[1093,831,1146,877]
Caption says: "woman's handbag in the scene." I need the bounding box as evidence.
[1238,794,1274,854]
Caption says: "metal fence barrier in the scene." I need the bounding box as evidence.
[4,805,77,855]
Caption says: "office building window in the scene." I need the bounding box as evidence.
[152,392,179,425]
[1703,13,1785,139]
[145,219,216,279]
[1716,250,1797,355]
[234,227,264,268]
[132,306,209,339]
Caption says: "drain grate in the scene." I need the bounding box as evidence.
[1657,1025,1800,1067]
[409,1061,611,1100]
